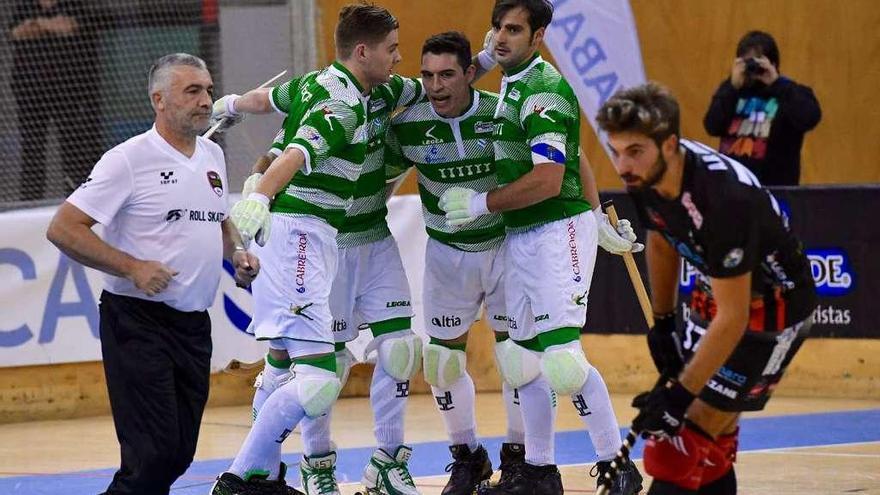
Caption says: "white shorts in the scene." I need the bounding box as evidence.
[504,211,598,342]
[248,214,338,348]
[422,238,507,340]
[329,235,413,343]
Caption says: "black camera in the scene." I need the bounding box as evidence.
[745,58,766,76]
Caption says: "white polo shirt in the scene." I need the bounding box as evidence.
[68,125,230,312]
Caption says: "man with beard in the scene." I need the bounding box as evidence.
[597,82,817,494]
[438,1,644,494]
[703,31,821,186]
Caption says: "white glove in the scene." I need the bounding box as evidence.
[210,94,245,131]
[476,29,498,70]
[595,209,644,255]
[231,193,272,248]
[241,173,263,198]
[439,187,489,227]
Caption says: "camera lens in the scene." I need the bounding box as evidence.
[745,58,765,75]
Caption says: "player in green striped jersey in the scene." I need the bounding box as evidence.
[247,109,422,495]
[208,6,416,495]
[437,2,643,495]
[386,32,525,494]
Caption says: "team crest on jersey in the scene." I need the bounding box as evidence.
[424,145,440,164]
[723,248,744,268]
[207,171,223,196]
[474,121,495,134]
[507,88,521,101]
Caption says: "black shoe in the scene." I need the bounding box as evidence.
[497,443,525,486]
[591,457,643,495]
[477,462,562,495]
[211,463,305,495]
[442,444,493,495]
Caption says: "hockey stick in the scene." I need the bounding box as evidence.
[596,201,655,495]
[604,201,654,328]
[203,69,288,140]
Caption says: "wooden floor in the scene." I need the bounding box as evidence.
[1,392,878,494]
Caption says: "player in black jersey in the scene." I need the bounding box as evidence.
[596,83,817,495]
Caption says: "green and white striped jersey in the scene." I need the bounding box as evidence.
[268,62,369,230]
[493,53,591,232]
[335,74,423,248]
[269,70,423,241]
[388,89,505,252]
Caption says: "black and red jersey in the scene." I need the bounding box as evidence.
[632,139,816,331]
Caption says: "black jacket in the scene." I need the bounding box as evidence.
[703,77,821,186]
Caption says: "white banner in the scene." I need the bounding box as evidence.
[543,0,646,153]
[0,196,430,372]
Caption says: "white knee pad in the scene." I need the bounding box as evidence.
[540,342,592,395]
[494,339,542,388]
[290,364,342,418]
[377,333,423,381]
[422,342,466,388]
[335,347,357,387]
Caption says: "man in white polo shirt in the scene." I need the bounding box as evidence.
[46,53,261,495]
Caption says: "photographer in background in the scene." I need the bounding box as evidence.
[703,30,821,186]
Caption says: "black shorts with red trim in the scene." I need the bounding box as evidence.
[679,317,812,412]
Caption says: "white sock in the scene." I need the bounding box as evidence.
[502,381,525,444]
[370,363,408,453]
[571,367,622,461]
[229,378,306,479]
[252,356,290,421]
[431,372,478,450]
[300,410,333,457]
[518,375,557,465]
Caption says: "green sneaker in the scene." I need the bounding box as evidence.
[300,452,341,495]
[362,446,420,495]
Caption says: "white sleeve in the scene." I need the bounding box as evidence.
[66,150,133,225]
[211,143,231,215]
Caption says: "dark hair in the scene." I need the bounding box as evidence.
[491,0,553,36]
[596,82,680,148]
[736,30,780,68]
[335,3,399,59]
[422,31,473,72]
[147,53,207,95]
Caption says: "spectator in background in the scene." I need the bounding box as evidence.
[703,30,821,186]
[9,0,102,201]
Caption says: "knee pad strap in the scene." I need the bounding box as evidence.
[334,346,356,386]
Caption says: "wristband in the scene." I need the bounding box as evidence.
[247,192,271,207]
[470,191,490,216]
[476,49,497,70]
[226,94,241,116]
